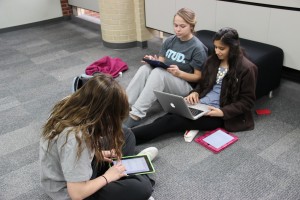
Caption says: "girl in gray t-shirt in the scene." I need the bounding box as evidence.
[125,8,208,128]
[40,74,155,200]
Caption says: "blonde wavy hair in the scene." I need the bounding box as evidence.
[42,73,129,163]
[175,8,197,33]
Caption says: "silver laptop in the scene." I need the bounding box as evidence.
[154,90,210,120]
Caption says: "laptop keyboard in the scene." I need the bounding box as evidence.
[189,107,203,116]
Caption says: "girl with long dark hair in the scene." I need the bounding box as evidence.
[132,27,258,144]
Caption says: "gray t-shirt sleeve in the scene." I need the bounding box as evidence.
[57,132,93,183]
[189,39,208,71]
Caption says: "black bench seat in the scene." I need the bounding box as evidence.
[196,30,284,99]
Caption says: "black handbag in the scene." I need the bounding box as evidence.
[71,74,93,93]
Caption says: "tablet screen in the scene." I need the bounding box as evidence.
[112,155,155,175]
[203,129,234,149]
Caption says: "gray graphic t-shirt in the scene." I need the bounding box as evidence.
[159,35,208,73]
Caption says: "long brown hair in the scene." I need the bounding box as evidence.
[42,74,129,163]
[200,27,244,105]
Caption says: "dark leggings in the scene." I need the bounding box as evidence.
[132,113,224,144]
[86,127,154,200]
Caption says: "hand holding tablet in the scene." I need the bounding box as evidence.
[142,58,169,69]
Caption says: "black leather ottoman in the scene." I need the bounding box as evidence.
[195,30,284,99]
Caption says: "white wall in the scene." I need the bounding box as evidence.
[214,1,300,71]
[145,0,216,34]
[215,1,270,42]
[68,0,99,12]
[176,0,216,32]
[0,0,63,29]
[145,0,300,71]
[145,0,176,34]
[240,0,300,8]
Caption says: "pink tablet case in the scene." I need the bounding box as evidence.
[194,128,238,153]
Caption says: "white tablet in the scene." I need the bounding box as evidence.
[111,155,155,175]
[195,128,238,153]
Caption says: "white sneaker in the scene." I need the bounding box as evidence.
[138,147,158,161]
[148,196,155,200]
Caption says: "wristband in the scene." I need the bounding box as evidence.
[101,175,108,185]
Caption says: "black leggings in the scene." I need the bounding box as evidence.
[87,127,154,200]
[132,113,224,144]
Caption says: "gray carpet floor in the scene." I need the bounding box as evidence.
[0,20,300,200]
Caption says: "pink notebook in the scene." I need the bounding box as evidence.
[195,128,238,153]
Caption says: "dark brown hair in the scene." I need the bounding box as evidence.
[200,27,244,105]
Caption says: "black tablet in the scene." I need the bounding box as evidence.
[142,58,169,69]
[111,155,155,175]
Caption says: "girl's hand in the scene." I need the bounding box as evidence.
[103,162,127,183]
[102,150,116,163]
[167,65,181,77]
[184,92,199,105]
[206,106,224,117]
[143,54,158,60]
